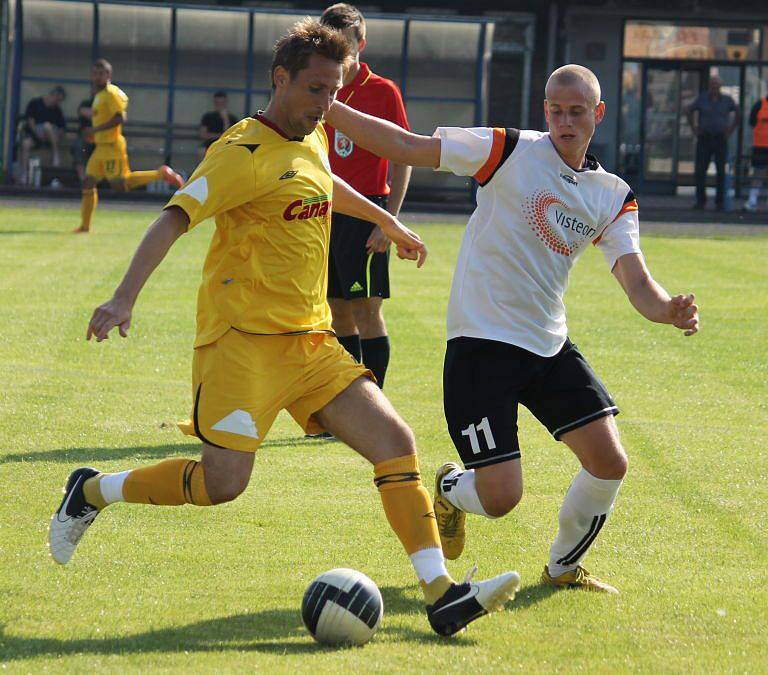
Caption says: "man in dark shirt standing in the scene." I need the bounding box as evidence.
[198,91,237,159]
[19,85,67,182]
[321,3,412,393]
[686,75,739,210]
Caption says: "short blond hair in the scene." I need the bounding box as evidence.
[545,64,601,107]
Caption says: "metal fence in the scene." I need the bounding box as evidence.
[3,0,518,199]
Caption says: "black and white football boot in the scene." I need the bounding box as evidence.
[48,467,101,565]
[426,565,521,637]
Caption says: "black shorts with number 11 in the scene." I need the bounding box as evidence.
[443,337,618,470]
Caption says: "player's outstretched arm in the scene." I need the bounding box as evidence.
[612,253,699,336]
[326,102,440,169]
[332,174,427,268]
[86,206,189,342]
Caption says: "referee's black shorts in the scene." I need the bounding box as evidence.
[443,336,619,470]
[328,195,390,300]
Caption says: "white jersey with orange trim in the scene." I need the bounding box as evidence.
[434,127,640,357]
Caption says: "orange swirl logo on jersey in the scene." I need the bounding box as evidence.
[523,190,575,256]
[283,194,331,221]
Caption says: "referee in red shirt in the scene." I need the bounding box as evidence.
[321,3,412,390]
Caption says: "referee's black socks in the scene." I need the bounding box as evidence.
[337,334,362,362]
[361,335,391,389]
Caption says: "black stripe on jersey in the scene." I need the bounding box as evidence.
[623,190,636,204]
[579,154,600,172]
[478,127,520,187]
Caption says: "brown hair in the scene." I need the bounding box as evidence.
[271,18,352,89]
[320,3,365,43]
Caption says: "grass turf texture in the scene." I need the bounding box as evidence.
[0,205,766,673]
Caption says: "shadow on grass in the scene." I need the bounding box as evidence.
[0,586,473,659]
[508,582,560,611]
[0,436,339,465]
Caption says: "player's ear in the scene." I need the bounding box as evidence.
[273,65,289,89]
[358,38,367,53]
[595,101,606,125]
[543,99,550,123]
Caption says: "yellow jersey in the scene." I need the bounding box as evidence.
[92,83,128,144]
[165,115,335,348]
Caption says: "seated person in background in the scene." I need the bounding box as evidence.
[71,94,95,183]
[19,85,67,182]
[198,91,238,159]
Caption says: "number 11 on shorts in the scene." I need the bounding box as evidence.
[461,417,497,454]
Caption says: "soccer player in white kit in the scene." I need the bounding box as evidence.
[325,64,699,593]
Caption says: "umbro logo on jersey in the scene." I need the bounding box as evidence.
[280,170,298,180]
[560,172,578,185]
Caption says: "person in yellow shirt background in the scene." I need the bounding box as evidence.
[74,58,184,233]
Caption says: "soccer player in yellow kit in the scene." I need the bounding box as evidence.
[74,59,184,233]
[49,20,519,637]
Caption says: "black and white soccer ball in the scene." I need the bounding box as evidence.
[301,568,384,646]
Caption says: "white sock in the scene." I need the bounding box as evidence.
[410,547,449,584]
[548,468,622,577]
[747,186,760,206]
[439,468,496,519]
[99,470,130,504]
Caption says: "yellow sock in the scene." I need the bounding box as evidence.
[83,459,212,508]
[124,170,162,190]
[374,454,454,601]
[420,576,454,605]
[79,188,97,230]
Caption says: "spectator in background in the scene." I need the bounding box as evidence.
[744,87,768,213]
[198,91,237,159]
[19,85,67,183]
[686,75,739,210]
[71,93,95,183]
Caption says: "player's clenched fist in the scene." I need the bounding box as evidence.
[87,297,132,342]
[378,216,428,268]
[669,293,699,336]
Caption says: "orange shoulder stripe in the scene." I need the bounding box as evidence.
[474,128,506,184]
[611,198,639,223]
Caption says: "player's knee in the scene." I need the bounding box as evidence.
[207,476,248,505]
[382,420,417,458]
[590,447,628,480]
[480,484,523,518]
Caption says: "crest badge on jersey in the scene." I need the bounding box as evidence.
[334,130,354,158]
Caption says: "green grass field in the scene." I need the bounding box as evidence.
[1,204,766,673]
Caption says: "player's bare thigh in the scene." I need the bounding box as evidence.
[560,415,628,480]
[201,442,254,504]
[313,376,414,464]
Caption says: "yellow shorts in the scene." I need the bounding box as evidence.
[178,329,372,451]
[85,139,130,182]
